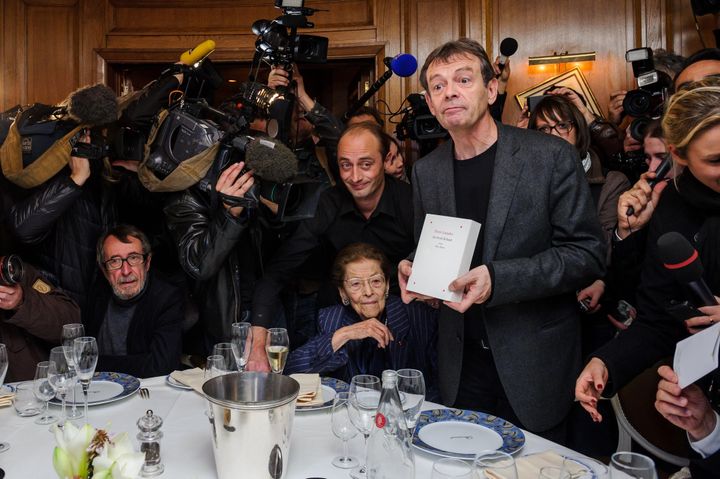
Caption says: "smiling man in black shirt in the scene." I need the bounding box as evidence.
[248,122,415,371]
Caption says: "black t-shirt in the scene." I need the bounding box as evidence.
[453,142,497,344]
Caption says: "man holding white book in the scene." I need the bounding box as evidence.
[398,38,605,444]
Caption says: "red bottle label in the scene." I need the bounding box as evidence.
[375,412,386,428]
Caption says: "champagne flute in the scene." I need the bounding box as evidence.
[73,337,98,424]
[265,328,289,374]
[48,346,77,429]
[33,361,58,425]
[609,452,657,479]
[212,343,239,374]
[62,323,85,420]
[331,392,359,469]
[396,368,425,436]
[347,374,381,479]
[231,322,253,372]
[0,343,10,452]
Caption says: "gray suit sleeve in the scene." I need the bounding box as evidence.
[488,143,606,306]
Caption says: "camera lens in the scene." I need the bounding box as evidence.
[623,90,652,117]
[629,117,651,142]
[0,255,24,287]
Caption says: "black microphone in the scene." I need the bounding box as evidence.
[626,155,672,217]
[496,38,518,77]
[342,53,418,122]
[657,231,718,306]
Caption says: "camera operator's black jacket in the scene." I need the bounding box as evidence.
[164,187,264,343]
[0,167,112,310]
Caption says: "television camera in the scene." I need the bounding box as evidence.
[251,0,328,71]
[394,93,448,156]
[140,33,328,221]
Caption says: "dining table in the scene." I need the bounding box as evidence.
[0,374,599,478]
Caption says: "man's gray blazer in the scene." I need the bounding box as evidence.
[410,122,605,432]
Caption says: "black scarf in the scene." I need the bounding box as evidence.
[675,171,720,294]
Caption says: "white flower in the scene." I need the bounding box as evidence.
[91,432,144,479]
[52,422,94,479]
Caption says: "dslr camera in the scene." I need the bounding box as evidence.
[623,47,672,122]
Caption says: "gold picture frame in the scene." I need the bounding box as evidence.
[514,67,603,118]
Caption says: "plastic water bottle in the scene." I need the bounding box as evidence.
[366,370,415,479]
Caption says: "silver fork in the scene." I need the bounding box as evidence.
[139,388,150,399]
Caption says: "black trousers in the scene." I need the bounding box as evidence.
[453,342,569,446]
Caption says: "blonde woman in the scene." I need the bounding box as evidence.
[576,77,720,430]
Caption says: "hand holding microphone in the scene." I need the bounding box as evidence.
[626,155,671,217]
[617,156,671,239]
[495,38,518,78]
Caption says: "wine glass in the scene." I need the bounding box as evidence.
[396,368,425,435]
[231,322,253,372]
[48,345,77,429]
[212,343,239,374]
[33,361,58,425]
[474,450,518,479]
[331,392,359,469]
[432,458,474,479]
[347,374,381,479]
[62,323,85,420]
[73,337,98,424]
[609,452,657,479]
[0,343,10,452]
[265,328,289,374]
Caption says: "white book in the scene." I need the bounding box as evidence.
[408,214,481,302]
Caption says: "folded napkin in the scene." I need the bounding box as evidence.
[170,368,205,394]
[0,392,15,408]
[513,451,588,479]
[290,373,324,406]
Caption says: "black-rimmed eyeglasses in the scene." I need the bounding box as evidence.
[103,253,147,271]
[537,121,574,135]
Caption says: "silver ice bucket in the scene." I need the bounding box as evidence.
[203,372,299,479]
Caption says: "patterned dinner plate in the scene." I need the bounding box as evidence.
[0,384,15,394]
[295,377,349,412]
[51,372,141,406]
[413,408,525,459]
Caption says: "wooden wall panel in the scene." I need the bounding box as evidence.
[492,0,640,124]
[109,1,372,33]
[668,0,718,56]
[2,0,717,117]
[406,0,464,93]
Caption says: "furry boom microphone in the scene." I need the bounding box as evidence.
[65,84,118,126]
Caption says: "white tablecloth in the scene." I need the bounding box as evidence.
[0,375,588,478]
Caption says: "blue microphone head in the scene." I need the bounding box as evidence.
[390,53,418,77]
